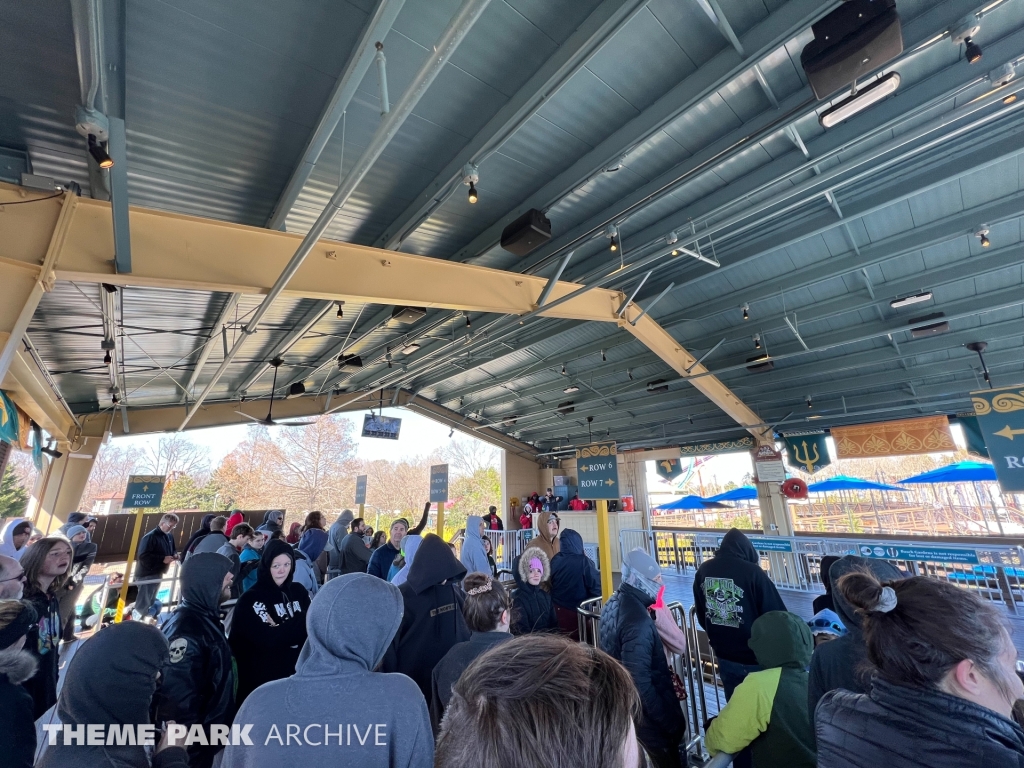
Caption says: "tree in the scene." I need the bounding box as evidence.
[80,442,143,512]
[363,458,429,517]
[0,465,28,519]
[212,425,284,510]
[273,416,358,511]
[160,473,221,512]
[140,434,210,479]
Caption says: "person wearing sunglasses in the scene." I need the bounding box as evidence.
[0,556,26,600]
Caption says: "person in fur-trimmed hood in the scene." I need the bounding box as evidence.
[510,546,558,635]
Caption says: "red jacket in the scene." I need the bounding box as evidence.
[224,511,244,537]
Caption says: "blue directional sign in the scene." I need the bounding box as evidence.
[857,544,979,565]
[123,475,166,509]
[575,441,619,500]
[695,534,793,552]
[429,464,449,503]
[972,385,1024,492]
[354,475,367,505]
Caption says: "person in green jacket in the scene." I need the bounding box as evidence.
[705,611,816,768]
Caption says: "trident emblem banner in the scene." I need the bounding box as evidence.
[783,433,831,474]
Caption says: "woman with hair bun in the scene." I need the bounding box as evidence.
[815,569,1024,768]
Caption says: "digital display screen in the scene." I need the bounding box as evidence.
[362,413,402,440]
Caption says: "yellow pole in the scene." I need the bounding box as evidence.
[114,507,146,623]
[437,501,445,538]
[358,503,365,526]
[596,499,613,601]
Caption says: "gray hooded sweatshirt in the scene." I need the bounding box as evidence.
[459,515,491,579]
[325,510,355,578]
[221,573,433,768]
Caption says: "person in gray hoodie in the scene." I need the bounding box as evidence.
[324,509,355,580]
[221,573,433,768]
[459,515,491,580]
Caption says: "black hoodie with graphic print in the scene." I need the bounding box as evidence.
[382,534,470,701]
[693,528,787,664]
[228,539,310,705]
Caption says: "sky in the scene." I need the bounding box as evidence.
[111,406,463,466]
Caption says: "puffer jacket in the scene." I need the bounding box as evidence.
[816,678,1024,768]
[600,582,686,752]
[549,529,600,610]
[510,547,558,635]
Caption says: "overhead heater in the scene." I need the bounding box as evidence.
[500,208,551,256]
[801,0,903,126]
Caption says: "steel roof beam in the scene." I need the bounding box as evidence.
[180,293,241,403]
[374,0,652,250]
[265,0,409,231]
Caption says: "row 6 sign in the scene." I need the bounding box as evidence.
[575,441,619,500]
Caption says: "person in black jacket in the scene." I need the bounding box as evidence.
[549,529,601,638]
[510,547,558,635]
[811,555,840,614]
[482,505,503,531]
[383,533,470,701]
[693,528,786,699]
[157,553,236,768]
[808,555,904,718]
[228,539,310,705]
[816,568,1024,768]
[58,527,97,641]
[600,548,686,768]
[182,513,216,555]
[0,599,38,768]
[20,535,72,719]
[430,572,513,732]
[339,517,372,575]
[135,513,179,619]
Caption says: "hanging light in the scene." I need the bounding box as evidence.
[561,363,567,376]
[467,181,478,204]
[465,312,471,328]
[103,351,112,365]
[605,224,619,252]
[964,37,982,63]
[609,235,618,252]
[806,396,813,409]
[742,303,750,321]
[976,228,991,248]
[463,162,479,205]
[753,334,762,350]
[336,301,344,319]
[87,134,113,168]
[601,349,606,362]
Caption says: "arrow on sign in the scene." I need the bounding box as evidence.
[995,426,1024,441]
[605,479,615,486]
[142,485,149,492]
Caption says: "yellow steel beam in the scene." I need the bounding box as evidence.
[0,183,767,444]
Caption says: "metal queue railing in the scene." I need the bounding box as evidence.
[624,528,1024,614]
[577,594,731,766]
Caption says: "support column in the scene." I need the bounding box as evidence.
[500,449,542,529]
[32,436,102,535]
[756,479,794,536]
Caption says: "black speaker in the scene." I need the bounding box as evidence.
[801,0,902,100]
[500,208,551,257]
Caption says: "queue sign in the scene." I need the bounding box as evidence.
[575,441,619,500]
[430,464,449,503]
[123,475,166,509]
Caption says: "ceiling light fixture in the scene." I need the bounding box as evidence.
[806,396,813,409]
[1005,93,1019,104]
[103,351,112,365]
[601,349,606,362]
[463,162,479,205]
[561,363,567,376]
[400,342,420,354]
[890,291,933,309]
[336,301,344,319]
[667,231,680,256]
[753,333,762,350]
[742,303,750,321]
[286,381,306,399]
[563,384,580,394]
[976,228,991,247]
[465,312,471,328]
[965,37,983,63]
[966,341,993,387]
[627,368,633,381]
[820,72,901,128]
[87,134,113,168]
[606,224,619,252]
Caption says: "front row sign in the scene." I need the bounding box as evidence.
[123,475,166,509]
[576,441,619,500]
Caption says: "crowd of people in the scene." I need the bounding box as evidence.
[3,508,1024,767]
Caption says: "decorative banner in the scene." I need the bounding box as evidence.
[956,414,990,459]
[123,475,166,509]
[575,441,619,500]
[429,464,449,503]
[753,444,786,483]
[354,474,368,505]
[0,391,18,445]
[679,436,755,456]
[655,458,683,481]
[783,433,831,474]
[832,415,955,458]
[971,385,1024,492]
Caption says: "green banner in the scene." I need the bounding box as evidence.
[971,385,1024,492]
[655,458,683,481]
[0,391,18,445]
[957,414,989,459]
[783,433,831,474]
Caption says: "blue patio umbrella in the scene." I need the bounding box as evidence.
[807,475,908,493]
[705,486,758,502]
[897,461,996,484]
[655,495,727,510]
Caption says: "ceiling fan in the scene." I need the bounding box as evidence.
[235,357,317,427]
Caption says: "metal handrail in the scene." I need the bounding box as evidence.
[577,595,603,647]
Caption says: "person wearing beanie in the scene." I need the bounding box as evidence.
[56,513,88,538]
[705,611,816,768]
[0,599,39,768]
[600,548,686,768]
[156,554,236,768]
[367,516,410,580]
